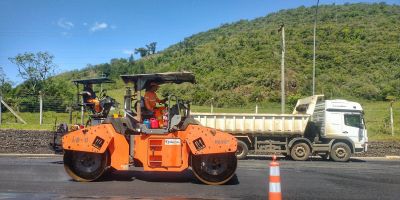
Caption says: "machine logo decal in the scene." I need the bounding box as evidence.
[165,139,181,145]
[193,137,206,150]
[92,136,105,149]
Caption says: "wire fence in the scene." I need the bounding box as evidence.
[0,94,75,126]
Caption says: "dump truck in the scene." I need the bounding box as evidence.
[60,72,238,185]
[191,95,368,162]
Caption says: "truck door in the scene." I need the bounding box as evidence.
[342,113,363,146]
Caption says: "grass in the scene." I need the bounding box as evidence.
[359,100,400,141]
[0,112,75,131]
[1,94,399,142]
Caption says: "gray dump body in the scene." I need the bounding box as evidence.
[191,95,323,136]
[191,113,309,135]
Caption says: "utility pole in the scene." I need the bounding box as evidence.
[312,0,320,96]
[278,24,285,114]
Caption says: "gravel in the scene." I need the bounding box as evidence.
[0,129,55,154]
[357,141,400,157]
[0,129,399,157]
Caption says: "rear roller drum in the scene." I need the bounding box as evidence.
[64,150,109,182]
[191,153,237,185]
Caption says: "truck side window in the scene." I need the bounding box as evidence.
[344,114,362,128]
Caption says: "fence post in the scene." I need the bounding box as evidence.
[390,100,394,136]
[68,106,73,124]
[39,91,43,125]
[211,98,214,113]
[255,98,259,114]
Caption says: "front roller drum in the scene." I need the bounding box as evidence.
[191,153,237,185]
[63,150,109,182]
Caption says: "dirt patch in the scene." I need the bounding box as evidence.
[0,129,399,157]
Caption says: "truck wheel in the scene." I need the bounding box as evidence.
[191,153,237,185]
[235,140,249,160]
[330,142,351,162]
[290,142,310,161]
[64,150,109,182]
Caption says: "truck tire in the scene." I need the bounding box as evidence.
[235,140,249,160]
[290,142,310,161]
[330,142,351,162]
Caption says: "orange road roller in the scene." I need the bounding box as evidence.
[61,72,238,185]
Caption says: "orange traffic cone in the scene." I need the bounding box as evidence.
[269,155,282,200]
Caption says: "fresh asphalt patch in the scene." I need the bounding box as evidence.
[0,156,399,199]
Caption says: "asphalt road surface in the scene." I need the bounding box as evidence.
[0,156,399,200]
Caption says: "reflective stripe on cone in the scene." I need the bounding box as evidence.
[269,182,281,193]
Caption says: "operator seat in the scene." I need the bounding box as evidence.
[134,96,154,119]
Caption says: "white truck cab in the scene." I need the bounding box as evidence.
[314,99,368,157]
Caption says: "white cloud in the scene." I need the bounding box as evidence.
[90,22,108,32]
[122,49,135,55]
[61,32,72,38]
[57,18,74,30]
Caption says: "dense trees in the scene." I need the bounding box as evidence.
[9,3,398,108]
[141,3,399,106]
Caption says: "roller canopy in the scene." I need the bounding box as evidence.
[72,77,115,85]
[120,72,196,91]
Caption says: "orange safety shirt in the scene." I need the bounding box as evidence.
[144,91,161,111]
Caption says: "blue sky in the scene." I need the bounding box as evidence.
[0,0,398,84]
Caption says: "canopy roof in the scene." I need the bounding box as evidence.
[120,72,195,91]
[72,77,115,85]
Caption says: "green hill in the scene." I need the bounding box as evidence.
[55,3,400,107]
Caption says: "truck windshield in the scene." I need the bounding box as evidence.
[344,114,363,129]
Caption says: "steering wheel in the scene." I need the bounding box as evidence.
[98,90,107,100]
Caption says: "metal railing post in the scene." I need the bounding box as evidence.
[81,97,84,125]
